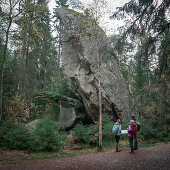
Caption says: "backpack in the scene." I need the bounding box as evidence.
[112,124,118,135]
[136,122,141,132]
[128,124,137,134]
[133,124,137,134]
[128,124,133,132]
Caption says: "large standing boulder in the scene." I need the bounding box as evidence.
[56,7,133,121]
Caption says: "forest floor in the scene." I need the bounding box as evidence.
[0,143,169,170]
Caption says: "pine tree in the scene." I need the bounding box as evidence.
[34,0,58,91]
[0,0,23,122]
[8,0,58,102]
[110,0,170,126]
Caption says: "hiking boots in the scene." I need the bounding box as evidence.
[116,148,121,152]
[129,151,134,154]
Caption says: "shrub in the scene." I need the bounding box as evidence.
[72,124,90,144]
[0,119,15,148]
[88,124,98,146]
[102,114,115,141]
[138,117,161,140]
[72,114,115,146]
[0,117,66,152]
[34,117,66,151]
[0,120,35,150]
[6,94,26,124]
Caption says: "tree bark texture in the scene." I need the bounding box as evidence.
[98,76,102,150]
[0,16,12,122]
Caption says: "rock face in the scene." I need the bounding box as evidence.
[26,119,40,132]
[33,92,80,129]
[56,8,132,121]
[58,106,76,129]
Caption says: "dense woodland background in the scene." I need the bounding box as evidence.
[0,0,169,152]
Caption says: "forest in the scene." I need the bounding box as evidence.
[0,0,169,156]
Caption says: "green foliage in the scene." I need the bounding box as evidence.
[72,114,115,146]
[121,119,129,130]
[1,0,59,119]
[0,117,66,152]
[55,0,69,7]
[109,0,169,138]
[31,88,78,121]
[55,76,75,98]
[0,119,16,142]
[69,0,83,9]
[0,41,20,113]
[6,94,26,124]
[88,124,98,145]
[0,120,35,150]
[138,118,159,140]
[102,114,114,141]
[136,116,170,141]
[34,116,66,151]
[31,96,60,121]
[72,114,169,147]
[90,114,115,146]
[72,123,90,144]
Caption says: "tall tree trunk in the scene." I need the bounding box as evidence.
[139,77,143,114]
[162,79,169,137]
[139,57,143,115]
[118,54,122,68]
[58,23,62,74]
[58,37,61,72]
[22,23,31,100]
[98,74,102,151]
[24,42,29,98]
[147,60,151,95]
[0,17,12,122]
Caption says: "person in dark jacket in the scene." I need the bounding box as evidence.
[128,120,137,154]
[114,119,121,152]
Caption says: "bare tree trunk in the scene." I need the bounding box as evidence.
[58,23,63,74]
[24,42,29,98]
[162,80,169,137]
[0,0,23,122]
[0,17,12,122]
[22,23,31,100]
[147,61,151,95]
[118,54,122,68]
[139,73,143,115]
[58,37,61,72]
[98,74,102,151]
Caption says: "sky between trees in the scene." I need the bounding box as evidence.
[48,0,130,35]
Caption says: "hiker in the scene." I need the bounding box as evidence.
[127,120,137,154]
[112,119,121,152]
[132,114,140,150]
[131,115,138,150]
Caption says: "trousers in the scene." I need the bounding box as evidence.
[115,135,120,149]
[133,134,138,149]
[128,136,134,152]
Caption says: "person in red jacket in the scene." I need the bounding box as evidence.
[127,120,137,154]
[131,114,138,150]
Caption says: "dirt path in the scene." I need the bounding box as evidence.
[0,144,170,170]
